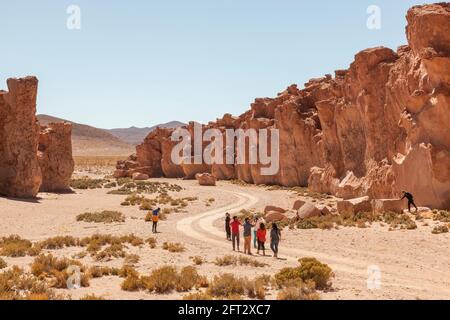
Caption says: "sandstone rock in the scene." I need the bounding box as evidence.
[293,200,306,210]
[113,169,128,178]
[38,123,74,192]
[195,173,216,186]
[297,202,321,219]
[372,199,404,214]
[0,77,42,198]
[181,156,211,179]
[265,211,288,223]
[264,206,286,214]
[132,173,149,181]
[337,196,372,217]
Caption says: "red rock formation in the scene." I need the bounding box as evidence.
[123,3,450,209]
[0,77,42,198]
[38,123,75,192]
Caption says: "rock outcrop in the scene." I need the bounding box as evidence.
[120,3,450,209]
[38,123,75,192]
[0,77,42,198]
[195,173,217,186]
[0,76,74,198]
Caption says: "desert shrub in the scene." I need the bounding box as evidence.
[146,237,157,249]
[277,283,320,300]
[162,242,185,253]
[121,275,143,292]
[433,210,450,223]
[176,266,199,292]
[432,225,449,234]
[191,256,204,265]
[124,254,140,265]
[88,266,114,278]
[297,257,334,290]
[214,255,237,266]
[243,278,266,299]
[0,258,6,269]
[117,265,139,278]
[80,294,105,300]
[103,182,117,189]
[76,211,125,223]
[183,292,213,300]
[70,178,107,189]
[207,274,246,298]
[143,266,179,294]
[238,256,268,268]
[38,236,79,249]
[94,243,126,261]
[0,235,40,257]
[30,254,90,289]
[382,212,417,230]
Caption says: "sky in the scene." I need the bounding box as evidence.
[0,0,428,129]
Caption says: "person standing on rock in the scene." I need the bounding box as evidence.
[152,207,161,233]
[230,216,241,251]
[401,191,418,213]
[225,212,231,241]
[243,218,254,255]
[256,222,267,256]
[270,223,281,259]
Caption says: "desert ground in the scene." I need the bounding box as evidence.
[0,160,449,300]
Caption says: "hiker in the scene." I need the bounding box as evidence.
[270,223,281,258]
[401,191,418,213]
[230,216,241,251]
[152,207,161,233]
[253,215,260,249]
[225,212,231,241]
[243,218,254,255]
[256,222,267,256]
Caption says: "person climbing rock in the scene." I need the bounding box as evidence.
[401,191,418,213]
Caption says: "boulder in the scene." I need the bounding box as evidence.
[132,172,149,181]
[337,196,372,217]
[195,173,216,186]
[293,200,306,210]
[264,205,286,214]
[372,199,405,214]
[113,169,128,178]
[265,211,288,223]
[297,202,321,219]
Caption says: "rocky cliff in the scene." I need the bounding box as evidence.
[119,3,450,209]
[0,76,74,198]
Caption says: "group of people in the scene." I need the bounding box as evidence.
[225,213,281,258]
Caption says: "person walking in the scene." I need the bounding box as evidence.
[256,222,267,256]
[230,216,241,251]
[225,212,231,241]
[243,218,254,255]
[401,191,418,213]
[151,207,161,233]
[270,223,281,258]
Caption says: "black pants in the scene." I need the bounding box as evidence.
[152,221,158,233]
[270,240,279,254]
[258,240,265,252]
[232,233,240,250]
[226,226,231,240]
[408,200,418,212]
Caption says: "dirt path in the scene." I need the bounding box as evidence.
[176,186,450,299]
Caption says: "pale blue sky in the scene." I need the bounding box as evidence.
[0,0,427,129]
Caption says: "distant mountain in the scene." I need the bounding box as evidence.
[108,121,186,145]
[37,114,135,156]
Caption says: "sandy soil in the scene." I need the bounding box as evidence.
[0,172,449,300]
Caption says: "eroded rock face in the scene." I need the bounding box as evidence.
[38,123,75,192]
[0,77,42,198]
[123,3,450,209]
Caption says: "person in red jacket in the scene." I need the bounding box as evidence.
[256,222,267,256]
[230,216,241,251]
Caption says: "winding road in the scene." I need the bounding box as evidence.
[176,187,450,299]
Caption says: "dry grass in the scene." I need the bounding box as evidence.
[432,225,449,234]
[214,255,267,268]
[70,177,109,190]
[0,235,41,257]
[162,242,185,253]
[76,211,125,223]
[183,292,213,300]
[80,294,105,300]
[74,156,125,168]
[38,236,79,250]
[146,237,157,249]
[124,254,140,265]
[207,273,246,298]
[0,258,6,269]
[191,256,204,265]
[277,284,320,300]
[433,210,450,223]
